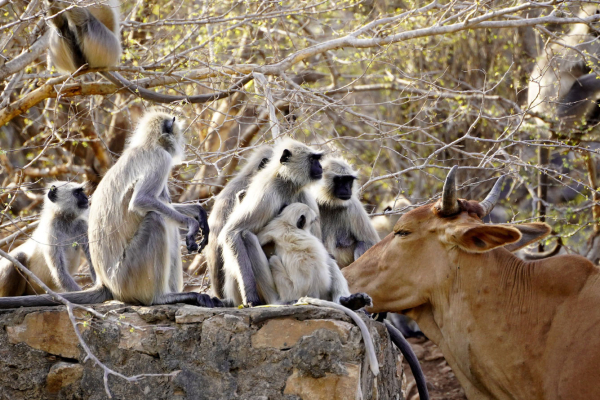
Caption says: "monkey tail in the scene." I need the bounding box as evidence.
[384,319,430,400]
[0,285,113,309]
[100,72,253,104]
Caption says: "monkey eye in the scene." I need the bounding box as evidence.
[394,229,411,237]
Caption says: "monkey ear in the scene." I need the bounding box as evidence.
[296,215,306,229]
[48,185,58,203]
[280,149,292,164]
[384,206,392,212]
[164,117,176,134]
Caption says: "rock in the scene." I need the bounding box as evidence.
[284,363,361,400]
[46,362,84,393]
[0,304,403,399]
[6,310,88,358]
[411,343,426,360]
[252,318,354,349]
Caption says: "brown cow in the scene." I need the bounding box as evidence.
[343,167,600,400]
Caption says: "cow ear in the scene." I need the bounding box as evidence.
[452,224,521,253]
[503,222,551,252]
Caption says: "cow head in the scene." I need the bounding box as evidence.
[343,166,551,313]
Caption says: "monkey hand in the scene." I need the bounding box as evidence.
[194,205,210,253]
[185,217,200,253]
[194,293,224,308]
[339,293,373,311]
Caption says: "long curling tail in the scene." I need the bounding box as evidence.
[100,71,253,104]
[384,319,430,400]
[0,286,113,309]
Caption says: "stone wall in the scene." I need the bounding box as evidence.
[0,303,404,399]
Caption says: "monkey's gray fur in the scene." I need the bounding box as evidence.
[0,182,94,297]
[46,0,122,73]
[0,110,221,308]
[312,157,380,268]
[45,0,250,104]
[206,146,274,298]
[218,138,324,306]
[257,203,350,303]
[528,5,600,129]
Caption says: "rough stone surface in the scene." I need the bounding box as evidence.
[0,304,403,400]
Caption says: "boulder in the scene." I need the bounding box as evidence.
[0,304,403,399]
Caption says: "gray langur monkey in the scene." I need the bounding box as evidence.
[206,145,273,298]
[0,182,95,297]
[218,138,325,306]
[0,110,221,308]
[528,5,600,129]
[312,157,379,268]
[257,203,350,303]
[45,0,250,104]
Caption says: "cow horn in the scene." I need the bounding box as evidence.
[479,175,505,217]
[439,166,460,216]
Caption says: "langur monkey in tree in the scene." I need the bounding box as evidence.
[528,4,600,129]
[257,203,350,303]
[206,146,273,298]
[45,0,250,103]
[0,110,222,308]
[0,182,95,297]
[313,157,380,268]
[218,139,324,306]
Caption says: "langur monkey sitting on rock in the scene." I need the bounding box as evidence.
[313,157,380,268]
[0,110,222,308]
[257,203,350,303]
[218,139,323,306]
[0,182,95,297]
[206,146,273,298]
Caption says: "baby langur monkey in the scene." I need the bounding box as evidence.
[313,157,380,268]
[0,182,95,297]
[257,203,350,303]
[45,0,250,103]
[0,110,221,309]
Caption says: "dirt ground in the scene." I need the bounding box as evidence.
[402,337,467,400]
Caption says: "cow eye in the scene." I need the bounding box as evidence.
[395,230,411,237]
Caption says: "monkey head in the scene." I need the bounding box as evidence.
[128,110,185,163]
[46,181,89,216]
[276,203,317,231]
[272,138,323,186]
[313,157,358,206]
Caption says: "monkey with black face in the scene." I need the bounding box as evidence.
[257,203,350,303]
[206,146,273,298]
[45,0,250,103]
[0,182,95,297]
[0,110,221,308]
[528,4,600,130]
[313,157,380,268]
[218,139,324,306]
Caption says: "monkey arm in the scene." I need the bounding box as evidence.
[171,203,210,251]
[80,240,97,284]
[327,258,350,303]
[44,245,81,292]
[130,178,200,253]
[349,200,380,260]
[268,255,292,302]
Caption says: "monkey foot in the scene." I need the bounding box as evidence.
[339,293,373,311]
[196,294,224,308]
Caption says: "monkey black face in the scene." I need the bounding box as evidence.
[309,154,323,180]
[163,117,176,134]
[333,175,355,200]
[73,187,89,209]
[48,186,58,203]
[296,214,307,229]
